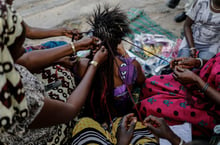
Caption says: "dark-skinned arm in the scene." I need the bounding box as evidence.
[29,47,108,128]
[170,57,208,69]
[194,75,220,105]
[184,17,194,49]
[24,22,73,39]
[16,37,99,73]
[143,115,184,145]
[173,67,220,105]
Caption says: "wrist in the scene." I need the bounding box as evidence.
[89,60,98,68]
[190,47,196,51]
[193,74,201,84]
[70,42,76,55]
[167,134,182,145]
[72,41,81,52]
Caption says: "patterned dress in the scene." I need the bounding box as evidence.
[140,53,220,137]
[0,64,75,145]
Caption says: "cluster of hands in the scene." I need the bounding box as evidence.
[58,29,109,68]
[170,57,202,85]
[116,113,180,145]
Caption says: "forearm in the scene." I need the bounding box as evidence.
[184,26,194,48]
[67,64,97,115]
[29,64,97,129]
[168,136,182,145]
[166,131,184,145]
[17,42,80,73]
[184,18,194,48]
[26,26,64,39]
[196,77,220,105]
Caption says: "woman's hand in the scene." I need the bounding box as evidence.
[56,55,79,69]
[116,113,137,145]
[62,28,82,40]
[71,29,83,41]
[75,37,101,51]
[172,66,199,85]
[92,46,108,66]
[143,115,182,145]
[170,57,200,69]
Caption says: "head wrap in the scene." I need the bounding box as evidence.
[0,0,28,133]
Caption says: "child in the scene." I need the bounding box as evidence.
[178,0,220,59]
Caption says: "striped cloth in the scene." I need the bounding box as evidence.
[127,8,178,41]
[71,117,158,145]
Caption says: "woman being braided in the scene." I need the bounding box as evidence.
[70,5,159,145]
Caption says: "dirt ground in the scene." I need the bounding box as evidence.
[13,0,186,46]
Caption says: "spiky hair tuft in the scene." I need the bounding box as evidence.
[88,4,131,43]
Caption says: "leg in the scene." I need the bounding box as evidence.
[140,94,216,136]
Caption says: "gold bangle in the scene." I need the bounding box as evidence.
[89,60,98,67]
[70,42,76,55]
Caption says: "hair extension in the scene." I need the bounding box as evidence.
[86,4,131,123]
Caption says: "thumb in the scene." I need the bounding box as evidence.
[146,123,159,135]
[128,119,137,133]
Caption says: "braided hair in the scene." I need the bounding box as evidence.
[85,4,131,123]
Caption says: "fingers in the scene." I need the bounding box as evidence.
[92,37,101,45]
[122,113,134,127]
[173,67,182,78]
[145,123,159,134]
[122,113,136,133]
[128,117,137,133]
[143,115,160,125]
[170,57,185,69]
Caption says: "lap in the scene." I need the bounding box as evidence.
[71,117,158,145]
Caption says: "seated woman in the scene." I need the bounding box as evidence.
[177,0,220,59]
[72,5,146,122]
[69,5,159,144]
[0,1,108,144]
[140,53,220,138]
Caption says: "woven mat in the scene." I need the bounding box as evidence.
[127,8,178,41]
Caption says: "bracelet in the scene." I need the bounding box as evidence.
[195,58,203,68]
[201,83,209,93]
[89,60,98,67]
[179,138,184,145]
[190,47,196,50]
[70,42,76,55]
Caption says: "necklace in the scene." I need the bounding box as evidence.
[211,0,220,11]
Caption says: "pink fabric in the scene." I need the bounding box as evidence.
[140,53,220,136]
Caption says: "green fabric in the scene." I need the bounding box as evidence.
[127,8,178,41]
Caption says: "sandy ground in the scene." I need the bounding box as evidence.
[13,0,186,46]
